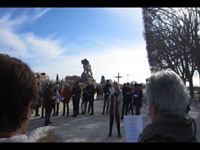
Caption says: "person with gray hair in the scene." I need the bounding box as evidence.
[138,70,197,142]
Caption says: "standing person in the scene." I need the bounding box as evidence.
[71,81,81,117]
[52,88,56,116]
[126,83,133,115]
[44,84,54,126]
[34,82,41,117]
[96,85,103,100]
[76,81,81,115]
[0,54,39,142]
[108,82,122,138]
[62,83,71,116]
[133,84,143,115]
[40,83,46,119]
[96,85,100,100]
[121,83,127,120]
[98,85,103,100]
[102,80,111,115]
[86,84,91,113]
[81,88,88,115]
[88,84,96,115]
[55,85,61,116]
[138,71,197,142]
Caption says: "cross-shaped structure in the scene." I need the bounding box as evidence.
[115,72,122,84]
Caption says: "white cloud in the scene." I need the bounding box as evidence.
[24,33,66,59]
[31,8,52,22]
[0,12,28,30]
[0,9,66,60]
[0,28,29,58]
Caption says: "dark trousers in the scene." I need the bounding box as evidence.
[135,105,140,115]
[109,115,120,135]
[102,95,110,114]
[77,98,80,114]
[41,105,45,118]
[125,98,130,115]
[52,103,59,116]
[72,97,79,116]
[63,101,69,116]
[121,98,126,119]
[88,99,94,114]
[34,107,40,116]
[128,98,134,115]
[45,110,52,125]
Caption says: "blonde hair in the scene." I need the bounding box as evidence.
[113,82,120,91]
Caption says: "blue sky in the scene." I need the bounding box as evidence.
[0,8,170,84]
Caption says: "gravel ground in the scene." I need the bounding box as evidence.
[27,98,200,142]
[27,98,151,142]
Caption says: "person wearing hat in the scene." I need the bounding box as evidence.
[62,83,71,116]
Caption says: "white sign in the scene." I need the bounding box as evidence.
[124,115,143,142]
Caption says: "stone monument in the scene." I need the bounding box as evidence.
[100,75,106,84]
[80,58,96,84]
[65,75,81,88]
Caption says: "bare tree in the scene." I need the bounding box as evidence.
[143,8,199,98]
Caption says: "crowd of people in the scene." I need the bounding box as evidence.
[35,81,99,126]
[0,54,198,142]
[102,80,143,118]
[34,78,144,128]
[31,75,145,139]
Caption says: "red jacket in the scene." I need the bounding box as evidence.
[62,86,71,103]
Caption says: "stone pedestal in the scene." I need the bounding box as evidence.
[80,73,96,84]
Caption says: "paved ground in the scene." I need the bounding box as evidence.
[27,98,200,142]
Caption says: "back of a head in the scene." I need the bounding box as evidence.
[0,54,39,133]
[145,70,189,118]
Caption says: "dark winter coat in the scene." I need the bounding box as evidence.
[125,87,132,102]
[82,91,89,102]
[103,83,111,99]
[122,86,127,99]
[133,87,143,107]
[88,85,95,102]
[71,86,81,100]
[138,117,197,143]
[44,88,54,112]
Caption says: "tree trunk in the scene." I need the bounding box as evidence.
[188,78,194,99]
[183,78,186,85]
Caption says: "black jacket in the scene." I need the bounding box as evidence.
[71,86,81,99]
[138,117,197,143]
[103,83,111,98]
[82,91,89,102]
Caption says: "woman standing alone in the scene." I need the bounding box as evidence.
[108,82,122,138]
